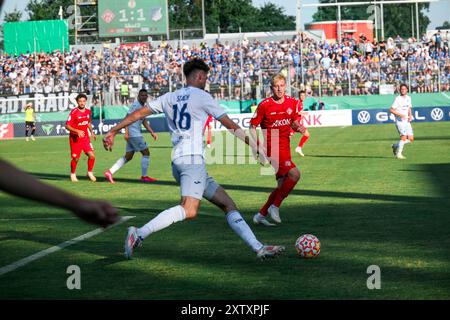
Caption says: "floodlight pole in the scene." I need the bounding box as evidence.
[337,5,342,43]
[296,0,302,32]
[296,0,304,87]
[380,3,384,40]
[202,0,206,39]
[374,0,378,41]
[74,0,78,45]
[415,1,420,39]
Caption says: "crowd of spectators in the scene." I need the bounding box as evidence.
[1,30,449,104]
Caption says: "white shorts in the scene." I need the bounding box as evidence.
[172,155,220,201]
[126,136,148,152]
[395,121,414,137]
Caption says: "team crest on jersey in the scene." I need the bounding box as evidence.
[285,160,291,166]
[286,108,293,115]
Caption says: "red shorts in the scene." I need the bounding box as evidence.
[270,153,297,179]
[69,136,93,159]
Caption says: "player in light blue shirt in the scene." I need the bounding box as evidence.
[104,89,158,183]
[103,58,285,260]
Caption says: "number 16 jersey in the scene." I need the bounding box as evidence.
[147,86,226,161]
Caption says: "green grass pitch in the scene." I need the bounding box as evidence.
[0,122,449,299]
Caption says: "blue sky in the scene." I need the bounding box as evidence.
[1,0,449,29]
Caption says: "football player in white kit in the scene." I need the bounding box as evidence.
[103,58,285,260]
[390,84,414,159]
[104,89,158,184]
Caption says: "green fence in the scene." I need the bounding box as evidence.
[3,20,69,55]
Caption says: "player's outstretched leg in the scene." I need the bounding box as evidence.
[124,204,187,259]
[105,156,128,183]
[208,186,285,259]
[124,226,143,259]
[256,245,286,260]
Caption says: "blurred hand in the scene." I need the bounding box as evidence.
[92,133,97,141]
[78,130,85,138]
[103,132,115,151]
[151,132,158,141]
[124,132,129,141]
[73,199,120,228]
[251,144,270,166]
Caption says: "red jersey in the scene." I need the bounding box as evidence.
[250,95,299,158]
[66,107,92,140]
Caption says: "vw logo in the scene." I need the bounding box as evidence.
[431,108,444,121]
[357,111,371,124]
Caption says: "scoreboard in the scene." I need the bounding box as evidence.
[98,0,168,37]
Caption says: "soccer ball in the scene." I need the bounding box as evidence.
[295,234,321,258]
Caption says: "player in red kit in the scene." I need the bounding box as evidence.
[250,74,304,226]
[289,90,310,157]
[65,93,97,182]
[204,115,213,148]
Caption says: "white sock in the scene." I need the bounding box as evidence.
[137,205,186,239]
[397,140,406,154]
[110,157,127,174]
[226,210,264,252]
[141,155,150,177]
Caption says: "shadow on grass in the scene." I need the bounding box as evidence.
[29,172,442,203]
[0,196,449,299]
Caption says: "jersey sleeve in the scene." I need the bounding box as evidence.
[296,99,303,113]
[87,109,92,123]
[249,102,265,127]
[391,97,400,110]
[66,110,75,126]
[293,99,302,122]
[203,94,227,120]
[147,95,165,114]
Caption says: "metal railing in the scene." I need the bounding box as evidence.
[1,57,448,100]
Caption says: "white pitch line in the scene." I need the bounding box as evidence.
[0,215,135,277]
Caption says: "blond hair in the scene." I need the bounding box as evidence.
[270,74,286,87]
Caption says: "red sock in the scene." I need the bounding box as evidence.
[207,129,212,145]
[259,188,280,216]
[70,159,78,174]
[273,177,298,208]
[88,158,95,172]
[298,135,309,148]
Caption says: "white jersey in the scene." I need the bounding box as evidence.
[391,95,412,122]
[127,100,147,137]
[147,86,226,161]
